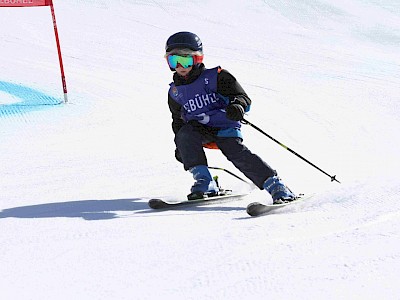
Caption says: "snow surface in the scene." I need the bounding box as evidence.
[1,0,400,299]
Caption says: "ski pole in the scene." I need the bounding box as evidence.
[209,166,250,184]
[242,118,340,183]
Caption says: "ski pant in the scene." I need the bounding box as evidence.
[174,123,277,189]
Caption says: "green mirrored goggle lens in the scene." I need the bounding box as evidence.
[167,55,194,69]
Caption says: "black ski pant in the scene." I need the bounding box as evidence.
[174,123,277,189]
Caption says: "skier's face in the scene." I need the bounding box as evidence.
[175,64,192,77]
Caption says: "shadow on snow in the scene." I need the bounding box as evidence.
[0,198,147,221]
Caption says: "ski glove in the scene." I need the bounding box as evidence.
[188,120,220,136]
[226,104,245,121]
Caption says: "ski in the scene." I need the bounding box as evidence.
[148,193,248,209]
[246,194,314,217]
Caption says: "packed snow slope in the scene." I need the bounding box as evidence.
[1,1,399,299]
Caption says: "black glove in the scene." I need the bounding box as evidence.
[226,104,245,121]
[188,120,220,135]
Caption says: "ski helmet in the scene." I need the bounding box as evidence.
[165,31,203,53]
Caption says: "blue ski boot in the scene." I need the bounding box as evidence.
[263,176,296,204]
[187,165,219,200]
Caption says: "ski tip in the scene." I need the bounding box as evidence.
[148,198,166,209]
[246,202,263,217]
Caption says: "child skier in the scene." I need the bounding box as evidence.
[165,31,296,204]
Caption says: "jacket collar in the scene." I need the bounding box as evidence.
[173,64,205,86]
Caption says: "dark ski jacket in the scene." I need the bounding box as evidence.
[168,64,251,139]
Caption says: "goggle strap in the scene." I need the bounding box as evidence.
[194,55,203,65]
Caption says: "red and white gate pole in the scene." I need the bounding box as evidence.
[49,0,68,103]
[0,0,68,103]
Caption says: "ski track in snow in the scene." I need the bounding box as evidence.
[1,0,400,299]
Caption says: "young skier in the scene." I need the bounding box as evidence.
[165,31,296,204]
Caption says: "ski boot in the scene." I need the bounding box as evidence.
[264,175,296,204]
[187,165,219,200]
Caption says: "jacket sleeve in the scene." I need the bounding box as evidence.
[217,68,251,110]
[168,93,185,134]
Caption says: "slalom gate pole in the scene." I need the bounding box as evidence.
[49,0,68,103]
[0,0,68,103]
[242,118,340,183]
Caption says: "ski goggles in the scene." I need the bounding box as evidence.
[167,54,197,69]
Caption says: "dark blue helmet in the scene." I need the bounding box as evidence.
[165,31,203,53]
